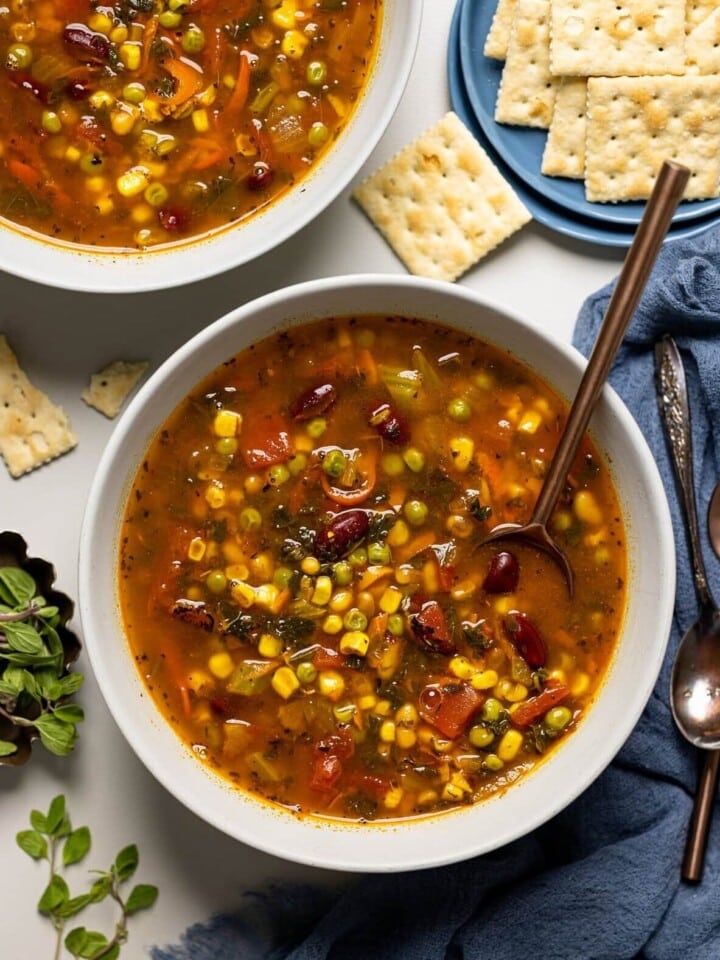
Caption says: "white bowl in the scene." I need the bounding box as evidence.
[0,2,421,294]
[79,275,674,872]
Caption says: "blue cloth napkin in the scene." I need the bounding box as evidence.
[153,227,720,960]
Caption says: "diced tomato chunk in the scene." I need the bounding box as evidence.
[241,413,292,468]
[417,682,483,739]
[311,646,348,670]
[409,600,456,656]
[511,679,570,728]
[310,732,354,792]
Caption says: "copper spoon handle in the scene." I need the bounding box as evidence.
[683,751,720,882]
[531,160,689,528]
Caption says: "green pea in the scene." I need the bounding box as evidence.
[387,613,405,636]
[403,499,428,527]
[468,724,494,749]
[308,121,329,147]
[544,705,572,732]
[483,753,504,772]
[239,507,262,532]
[41,110,62,135]
[306,417,327,439]
[215,438,237,456]
[80,152,105,175]
[6,43,32,71]
[482,698,503,723]
[159,9,182,28]
[333,561,353,586]
[306,59,327,85]
[448,397,471,422]
[296,661,317,684]
[322,449,346,478]
[333,702,356,723]
[144,182,169,207]
[288,452,307,476]
[367,542,391,565]
[273,566,294,589]
[123,82,146,104]
[343,608,368,632]
[348,547,367,568]
[268,464,290,486]
[382,452,405,477]
[206,570,227,594]
[182,24,205,52]
[403,447,425,473]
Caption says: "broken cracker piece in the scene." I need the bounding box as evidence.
[0,335,77,478]
[495,0,558,128]
[585,75,720,202]
[353,112,531,282]
[484,0,518,59]
[541,77,587,179]
[82,360,148,419]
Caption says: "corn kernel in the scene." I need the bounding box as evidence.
[549,668,567,684]
[449,437,474,472]
[204,482,225,509]
[339,630,369,657]
[442,782,465,802]
[431,736,453,754]
[187,537,206,561]
[119,41,141,70]
[301,556,320,575]
[197,84,217,107]
[208,651,234,679]
[231,581,256,608]
[255,583,280,610]
[89,11,113,33]
[111,108,137,136]
[493,595,516,615]
[192,108,210,133]
[450,771,472,793]
[271,0,297,30]
[387,519,410,547]
[131,203,153,224]
[213,409,241,437]
[65,145,82,163]
[95,197,114,216]
[117,166,150,197]
[322,614,343,635]
[187,669,212,694]
[85,176,108,194]
[422,560,439,594]
[281,27,308,58]
[470,669,499,691]
[374,699,392,716]
[495,680,528,703]
[417,789,439,806]
[518,409,543,434]
[311,575,333,606]
[383,786,404,809]
[573,490,603,526]
[395,727,417,749]
[571,672,590,697]
[395,564,420,586]
[329,589,353,613]
[395,703,418,725]
[250,552,274,581]
[358,694,378,711]
[258,633,283,658]
[379,585,403,614]
[449,656,476,680]
[498,729,524,761]
[110,24,129,42]
[553,510,573,532]
[379,720,396,743]
[450,578,477,601]
[318,669,345,700]
[272,665,300,700]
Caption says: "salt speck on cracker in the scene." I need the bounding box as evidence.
[0,334,77,478]
[82,360,148,419]
[352,112,531,282]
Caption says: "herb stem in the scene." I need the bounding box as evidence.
[0,703,35,726]
[0,603,37,622]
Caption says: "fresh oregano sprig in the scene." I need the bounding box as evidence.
[0,565,84,758]
[17,794,158,960]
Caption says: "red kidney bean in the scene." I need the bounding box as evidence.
[314,509,369,562]
[409,599,456,656]
[504,612,547,669]
[368,402,410,445]
[482,551,519,594]
[170,599,214,632]
[63,24,111,61]
[289,383,337,421]
[158,207,191,232]
[247,161,274,191]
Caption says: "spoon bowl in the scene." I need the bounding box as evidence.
[481,161,689,593]
[670,609,720,749]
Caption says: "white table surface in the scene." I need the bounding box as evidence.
[0,3,625,955]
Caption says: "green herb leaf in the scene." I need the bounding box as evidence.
[55,894,92,919]
[16,829,48,859]
[102,944,121,960]
[0,664,25,692]
[0,567,36,606]
[36,605,59,618]
[63,826,91,866]
[3,620,46,655]
[30,809,48,832]
[38,873,70,913]
[125,883,159,914]
[45,795,67,834]
[114,844,139,881]
[88,875,112,903]
[77,930,109,958]
[0,739,18,755]
[53,704,85,724]
[35,715,77,756]
[57,673,84,697]
[65,926,90,957]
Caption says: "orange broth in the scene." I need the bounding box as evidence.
[119,315,627,822]
[0,0,381,249]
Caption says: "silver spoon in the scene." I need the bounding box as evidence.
[655,335,720,882]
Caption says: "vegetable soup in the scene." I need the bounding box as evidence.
[0,0,380,249]
[119,316,627,823]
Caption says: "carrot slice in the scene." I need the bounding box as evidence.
[163,57,203,107]
[226,49,251,114]
[320,451,376,505]
[511,679,570,728]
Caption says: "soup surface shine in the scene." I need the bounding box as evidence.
[0,0,380,249]
[120,316,627,823]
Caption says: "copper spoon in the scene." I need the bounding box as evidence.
[656,335,720,883]
[481,160,690,594]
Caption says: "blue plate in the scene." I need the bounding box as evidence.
[447,0,720,248]
[457,0,720,227]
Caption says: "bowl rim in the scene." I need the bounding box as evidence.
[0,0,423,294]
[78,273,675,871]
